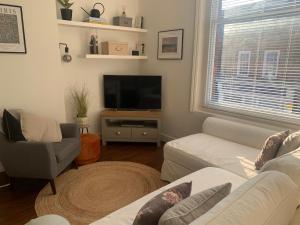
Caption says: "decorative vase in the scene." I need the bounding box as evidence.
[77,117,89,128]
[61,8,73,21]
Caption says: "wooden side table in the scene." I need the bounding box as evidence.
[76,134,101,166]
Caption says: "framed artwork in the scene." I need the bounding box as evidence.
[158,29,184,60]
[0,4,26,54]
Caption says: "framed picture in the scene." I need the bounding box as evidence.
[158,29,184,60]
[0,4,26,54]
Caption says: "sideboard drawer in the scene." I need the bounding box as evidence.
[132,128,158,140]
[106,127,131,139]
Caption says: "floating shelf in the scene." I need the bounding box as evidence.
[85,55,148,60]
[57,20,148,33]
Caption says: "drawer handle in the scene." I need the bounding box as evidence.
[116,131,121,135]
[142,132,148,136]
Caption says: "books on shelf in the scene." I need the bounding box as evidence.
[83,17,108,25]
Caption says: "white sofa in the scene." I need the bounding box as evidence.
[161,117,279,181]
[89,117,300,225]
[91,167,300,225]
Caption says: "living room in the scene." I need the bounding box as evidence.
[1,0,300,225]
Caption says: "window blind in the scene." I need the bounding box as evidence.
[206,0,300,123]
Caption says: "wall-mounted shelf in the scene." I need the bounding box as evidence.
[57,20,148,33]
[85,55,148,60]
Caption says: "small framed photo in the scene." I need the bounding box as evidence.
[0,4,27,54]
[134,16,144,29]
[158,29,184,60]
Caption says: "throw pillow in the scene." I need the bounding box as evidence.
[277,130,300,157]
[20,111,62,142]
[189,172,298,225]
[2,109,26,142]
[261,148,300,188]
[158,183,232,225]
[255,130,289,170]
[133,182,192,225]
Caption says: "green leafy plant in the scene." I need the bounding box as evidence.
[57,0,74,9]
[71,86,89,118]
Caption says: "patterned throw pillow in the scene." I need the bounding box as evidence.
[255,130,289,170]
[276,130,300,157]
[133,182,192,225]
[158,183,232,225]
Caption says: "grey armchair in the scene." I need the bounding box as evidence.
[0,123,80,194]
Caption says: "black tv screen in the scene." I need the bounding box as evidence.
[104,75,162,110]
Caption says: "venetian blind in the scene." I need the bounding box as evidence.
[206,0,300,123]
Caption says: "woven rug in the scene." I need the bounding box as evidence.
[35,161,166,225]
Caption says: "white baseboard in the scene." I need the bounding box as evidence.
[0,161,5,173]
[160,133,175,143]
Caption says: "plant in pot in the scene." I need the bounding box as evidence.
[71,86,89,128]
[57,0,74,21]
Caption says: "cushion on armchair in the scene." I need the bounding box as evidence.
[20,110,62,143]
[2,109,26,142]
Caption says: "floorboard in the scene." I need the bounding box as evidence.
[0,142,164,225]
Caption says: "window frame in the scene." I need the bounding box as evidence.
[262,50,280,80]
[237,51,251,77]
[190,0,300,126]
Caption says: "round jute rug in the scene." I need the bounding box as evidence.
[35,161,166,225]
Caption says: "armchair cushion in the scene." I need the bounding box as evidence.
[53,138,80,163]
[2,109,26,142]
[20,111,62,143]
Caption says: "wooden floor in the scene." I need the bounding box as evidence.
[0,142,164,225]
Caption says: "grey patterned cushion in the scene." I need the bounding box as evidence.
[158,183,232,225]
[255,130,289,170]
[133,182,192,225]
[277,130,300,157]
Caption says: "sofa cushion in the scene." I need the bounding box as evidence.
[277,131,300,157]
[261,148,300,190]
[132,182,192,225]
[21,111,62,143]
[158,183,232,225]
[164,133,259,179]
[202,117,278,149]
[2,109,26,142]
[90,167,246,225]
[255,130,289,170]
[53,138,79,163]
[190,171,299,225]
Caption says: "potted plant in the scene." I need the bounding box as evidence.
[71,86,89,128]
[57,0,74,21]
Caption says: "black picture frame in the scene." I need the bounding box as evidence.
[0,4,27,54]
[157,29,184,60]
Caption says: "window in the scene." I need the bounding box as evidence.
[262,50,280,80]
[237,51,251,77]
[203,0,300,123]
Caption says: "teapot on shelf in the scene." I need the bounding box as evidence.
[81,2,105,19]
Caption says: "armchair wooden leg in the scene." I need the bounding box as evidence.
[50,179,56,195]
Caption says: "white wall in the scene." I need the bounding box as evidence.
[57,0,143,132]
[0,0,65,121]
[140,0,205,139]
[0,0,65,172]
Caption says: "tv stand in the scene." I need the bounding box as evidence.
[100,110,161,147]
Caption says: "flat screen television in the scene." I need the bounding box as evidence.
[104,75,162,110]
